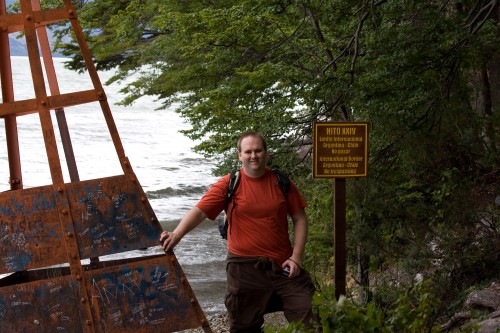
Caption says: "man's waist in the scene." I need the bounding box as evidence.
[227,240,292,264]
[226,251,282,271]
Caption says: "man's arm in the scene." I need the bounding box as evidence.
[283,209,308,277]
[159,206,207,252]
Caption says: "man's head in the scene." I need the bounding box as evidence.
[237,131,267,152]
[237,131,268,178]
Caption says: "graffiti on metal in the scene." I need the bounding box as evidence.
[88,257,205,332]
[65,176,162,259]
[0,256,206,332]
[0,0,213,331]
[0,275,84,332]
[0,186,67,274]
[0,175,163,274]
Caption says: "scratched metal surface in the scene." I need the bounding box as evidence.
[65,175,163,259]
[0,275,84,332]
[0,175,162,275]
[86,255,205,332]
[0,185,68,274]
[0,255,207,332]
[0,0,212,331]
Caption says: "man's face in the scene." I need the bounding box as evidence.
[238,135,267,177]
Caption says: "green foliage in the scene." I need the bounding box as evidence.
[384,282,440,333]
[53,0,500,323]
[265,281,440,332]
[293,174,333,269]
[312,292,385,333]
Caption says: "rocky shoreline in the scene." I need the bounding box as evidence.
[186,311,289,333]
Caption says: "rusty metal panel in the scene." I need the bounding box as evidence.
[86,255,207,332]
[65,175,162,259]
[0,186,67,274]
[0,275,85,332]
[0,0,213,331]
[0,175,162,274]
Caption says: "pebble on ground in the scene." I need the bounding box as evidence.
[181,311,288,333]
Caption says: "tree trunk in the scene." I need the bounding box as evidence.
[477,64,498,156]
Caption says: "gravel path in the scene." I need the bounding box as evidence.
[183,311,289,332]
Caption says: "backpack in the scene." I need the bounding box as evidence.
[218,168,291,239]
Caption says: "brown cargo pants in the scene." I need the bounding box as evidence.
[224,260,316,333]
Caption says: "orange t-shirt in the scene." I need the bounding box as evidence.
[196,168,307,265]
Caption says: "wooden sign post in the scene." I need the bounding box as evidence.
[313,122,369,298]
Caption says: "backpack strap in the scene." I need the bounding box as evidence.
[226,169,241,203]
[219,169,240,239]
[272,167,290,198]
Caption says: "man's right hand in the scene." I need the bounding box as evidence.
[159,206,208,252]
[159,230,181,252]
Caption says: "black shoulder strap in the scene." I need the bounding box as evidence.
[220,169,240,240]
[226,169,240,206]
[272,167,290,198]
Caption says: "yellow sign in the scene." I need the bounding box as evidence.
[313,122,369,178]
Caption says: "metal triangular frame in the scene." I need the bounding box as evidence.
[0,0,212,332]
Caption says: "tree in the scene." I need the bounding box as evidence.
[50,0,499,323]
[52,0,375,173]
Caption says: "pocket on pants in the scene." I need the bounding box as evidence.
[224,286,239,316]
[225,263,240,318]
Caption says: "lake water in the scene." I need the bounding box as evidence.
[0,56,227,315]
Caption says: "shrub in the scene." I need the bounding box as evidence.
[265,280,440,332]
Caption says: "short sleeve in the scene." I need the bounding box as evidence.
[286,181,307,216]
[195,174,230,220]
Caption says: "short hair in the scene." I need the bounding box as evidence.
[237,131,267,152]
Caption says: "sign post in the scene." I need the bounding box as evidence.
[313,122,368,298]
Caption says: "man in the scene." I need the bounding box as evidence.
[160,131,316,332]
